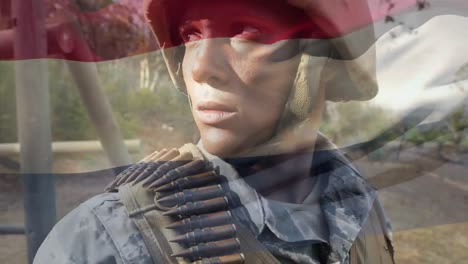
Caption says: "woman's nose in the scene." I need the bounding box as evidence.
[190,38,229,86]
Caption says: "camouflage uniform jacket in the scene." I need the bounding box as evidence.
[34,146,393,264]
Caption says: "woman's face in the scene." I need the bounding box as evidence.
[179,1,305,157]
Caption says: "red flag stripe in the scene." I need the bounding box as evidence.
[0,0,467,61]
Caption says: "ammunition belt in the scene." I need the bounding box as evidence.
[107,145,247,264]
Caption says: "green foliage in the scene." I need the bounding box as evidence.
[49,61,96,141]
[405,104,468,146]
[97,55,192,140]
[320,101,394,145]
[0,53,191,144]
[107,86,191,139]
[320,100,468,148]
[404,128,439,145]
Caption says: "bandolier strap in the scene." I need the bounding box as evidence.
[115,143,280,264]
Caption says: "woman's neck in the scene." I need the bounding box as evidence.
[198,140,318,204]
[226,151,315,204]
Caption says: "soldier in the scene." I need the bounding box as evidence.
[34,0,394,263]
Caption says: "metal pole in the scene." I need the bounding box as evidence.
[0,225,25,235]
[0,139,141,155]
[12,0,56,263]
[67,61,132,167]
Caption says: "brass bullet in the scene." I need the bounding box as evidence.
[155,171,218,192]
[171,238,240,259]
[141,149,166,163]
[116,149,169,187]
[131,148,180,185]
[118,162,148,185]
[109,164,139,188]
[191,253,245,264]
[147,159,206,189]
[163,197,229,217]
[129,162,162,185]
[122,147,169,185]
[140,151,193,187]
[165,211,232,233]
[157,184,224,207]
[170,224,237,245]
[104,177,120,192]
[140,160,189,187]
[105,163,142,191]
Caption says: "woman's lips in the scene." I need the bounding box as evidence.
[196,101,237,125]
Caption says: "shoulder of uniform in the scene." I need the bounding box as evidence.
[79,192,121,212]
[34,192,136,264]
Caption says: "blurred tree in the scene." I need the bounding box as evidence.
[405,62,468,152]
[73,0,114,12]
[0,1,12,29]
[320,101,394,146]
[45,0,155,60]
[49,60,96,141]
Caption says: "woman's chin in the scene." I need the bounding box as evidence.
[199,130,244,158]
[200,139,239,158]
[198,125,277,158]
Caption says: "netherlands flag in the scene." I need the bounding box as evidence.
[0,1,467,263]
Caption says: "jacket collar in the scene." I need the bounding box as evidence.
[198,140,377,264]
[318,148,377,263]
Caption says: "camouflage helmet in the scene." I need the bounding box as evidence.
[144,0,378,122]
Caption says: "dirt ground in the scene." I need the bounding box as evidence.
[0,147,467,264]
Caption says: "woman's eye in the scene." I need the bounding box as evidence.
[179,27,202,43]
[232,24,263,42]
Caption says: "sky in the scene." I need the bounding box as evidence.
[371,13,468,121]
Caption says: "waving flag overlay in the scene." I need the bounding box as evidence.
[0,1,467,263]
